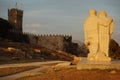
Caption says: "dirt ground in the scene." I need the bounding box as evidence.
[0,66,38,77]
[19,68,120,80]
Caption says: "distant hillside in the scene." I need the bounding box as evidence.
[72,40,83,46]
[0,38,74,64]
[109,39,120,59]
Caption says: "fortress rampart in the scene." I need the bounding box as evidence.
[6,29,77,53]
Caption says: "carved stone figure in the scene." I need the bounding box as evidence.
[98,10,113,57]
[84,9,114,61]
[94,10,113,61]
[84,9,99,60]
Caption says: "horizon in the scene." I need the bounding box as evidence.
[0,0,120,44]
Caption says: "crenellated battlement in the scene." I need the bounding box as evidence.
[9,29,72,41]
[7,29,73,51]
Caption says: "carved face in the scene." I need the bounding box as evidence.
[89,9,96,16]
[98,10,107,17]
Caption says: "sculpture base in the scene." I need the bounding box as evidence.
[87,52,111,62]
[77,57,120,70]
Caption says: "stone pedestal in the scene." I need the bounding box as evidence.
[87,52,111,62]
[77,57,120,70]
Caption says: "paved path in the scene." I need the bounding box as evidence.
[0,61,64,68]
[0,61,66,80]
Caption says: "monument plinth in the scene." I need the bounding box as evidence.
[77,57,120,70]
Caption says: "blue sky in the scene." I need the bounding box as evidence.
[0,0,120,44]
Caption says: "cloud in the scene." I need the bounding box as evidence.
[25,10,47,17]
[28,10,41,14]
[25,23,48,27]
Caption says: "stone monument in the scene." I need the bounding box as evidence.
[84,9,114,61]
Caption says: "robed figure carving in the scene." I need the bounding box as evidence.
[84,9,114,61]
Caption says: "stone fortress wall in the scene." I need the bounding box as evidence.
[6,29,77,53]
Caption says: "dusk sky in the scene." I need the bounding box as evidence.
[0,0,120,44]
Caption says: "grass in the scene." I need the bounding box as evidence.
[0,66,40,77]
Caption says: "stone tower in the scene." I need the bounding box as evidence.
[8,8,23,32]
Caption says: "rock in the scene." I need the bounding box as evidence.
[34,49,41,53]
[70,56,80,65]
[52,62,71,70]
[7,47,15,51]
[110,70,117,74]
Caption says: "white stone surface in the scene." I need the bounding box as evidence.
[84,9,114,61]
[84,9,99,60]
